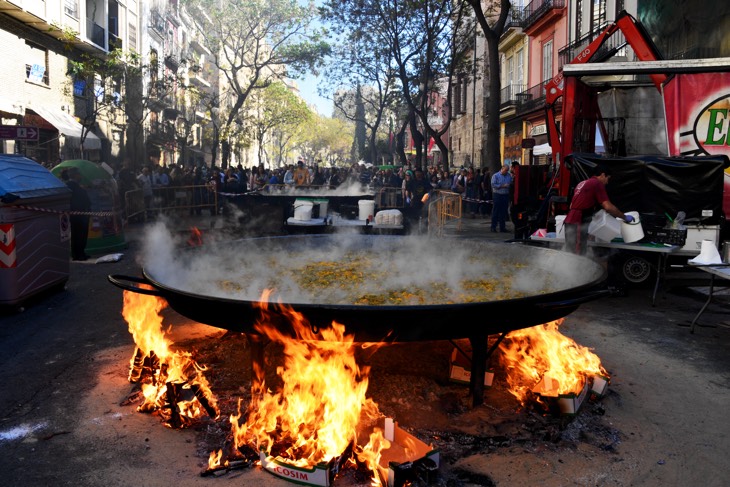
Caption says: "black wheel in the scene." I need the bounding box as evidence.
[618,253,654,287]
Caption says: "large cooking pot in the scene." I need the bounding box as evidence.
[109,234,608,342]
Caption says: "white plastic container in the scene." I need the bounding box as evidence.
[620,211,644,243]
[293,200,314,221]
[588,210,622,242]
[555,215,566,240]
[314,199,328,218]
[358,200,375,221]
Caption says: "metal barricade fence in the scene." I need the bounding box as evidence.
[375,187,405,209]
[123,184,218,223]
[428,190,462,236]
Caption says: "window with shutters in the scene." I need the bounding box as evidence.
[542,40,553,84]
[461,77,468,114]
[64,0,79,18]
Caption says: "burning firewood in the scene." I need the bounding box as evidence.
[200,449,252,477]
[121,291,220,428]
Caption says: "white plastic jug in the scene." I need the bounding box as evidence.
[358,200,375,221]
[620,211,644,243]
[293,200,314,221]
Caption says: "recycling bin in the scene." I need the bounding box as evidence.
[0,155,71,306]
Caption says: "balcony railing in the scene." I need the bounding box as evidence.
[522,0,565,30]
[86,18,105,48]
[504,8,524,30]
[148,121,176,140]
[558,24,625,70]
[515,79,551,114]
[500,84,525,108]
[108,32,122,51]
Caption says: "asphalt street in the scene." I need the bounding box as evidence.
[0,214,728,486]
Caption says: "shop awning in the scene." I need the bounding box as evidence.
[29,105,101,150]
[0,96,23,115]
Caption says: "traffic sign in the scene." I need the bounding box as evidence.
[0,125,39,141]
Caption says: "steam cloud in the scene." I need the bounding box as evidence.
[138,221,602,307]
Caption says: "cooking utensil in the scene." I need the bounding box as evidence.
[109,235,608,342]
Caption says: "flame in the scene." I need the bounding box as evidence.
[497,319,608,403]
[122,290,218,426]
[356,429,391,486]
[208,449,226,469]
[230,291,382,472]
[187,226,203,246]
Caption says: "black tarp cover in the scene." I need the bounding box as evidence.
[566,153,730,225]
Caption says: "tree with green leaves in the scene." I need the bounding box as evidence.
[321,0,474,170]
[244,81,312,167]
[350,85,367,163]
[319,2,401,167]
[181,0,330,169]
[65,47,183,169]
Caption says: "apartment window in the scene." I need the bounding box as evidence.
[542,39,553,82]
[507,56,514,87]
[576,1,583,38]
[615,0,624,17]
[128,12,138,50]
[461,77,468,113]
[591,0,607,33]
[64,0,79,18]
[516,48,524,85]
[25,42,49,86]
[453,81,461,118]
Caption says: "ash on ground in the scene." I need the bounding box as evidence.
[169,333,623,486]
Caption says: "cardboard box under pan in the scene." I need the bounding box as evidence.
[532,376,590,416]
[376,418,440,487]
[259,418,439,487]
[260,444,351,487]
[532,374,609,415]
[449,348,494,387]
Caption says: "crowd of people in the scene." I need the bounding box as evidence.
[106,158,518,226]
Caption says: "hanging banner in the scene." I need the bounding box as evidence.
[0,223,17,268]
[663,72,730,157]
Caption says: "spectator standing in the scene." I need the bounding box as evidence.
[293,160,310,187]
[117,157,137,218]
[63,167,91,261]
[490,163,512,233]
[283,164,295,186]
[466,167,478,218]
[137,166,154,218]
[479,168,492,217]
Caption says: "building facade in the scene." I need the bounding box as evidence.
[0,0,140,165]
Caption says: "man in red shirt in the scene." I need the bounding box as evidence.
[564,165,633,255]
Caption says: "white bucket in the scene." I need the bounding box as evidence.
[555,215,566,240]
[293,200,314,221]
[315,199,328,217]
[358,200,375,221]
[620,211,644,243]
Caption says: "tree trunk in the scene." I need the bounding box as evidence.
[221,140,230,170]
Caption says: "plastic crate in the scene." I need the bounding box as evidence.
[643,226,687,246]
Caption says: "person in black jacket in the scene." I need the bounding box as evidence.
[63,167,92,261]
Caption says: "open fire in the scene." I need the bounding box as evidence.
[122,290,219,428]
[120,289,610,485]
[497,318,609,412]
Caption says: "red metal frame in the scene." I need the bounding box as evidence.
[544,11,668,197]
